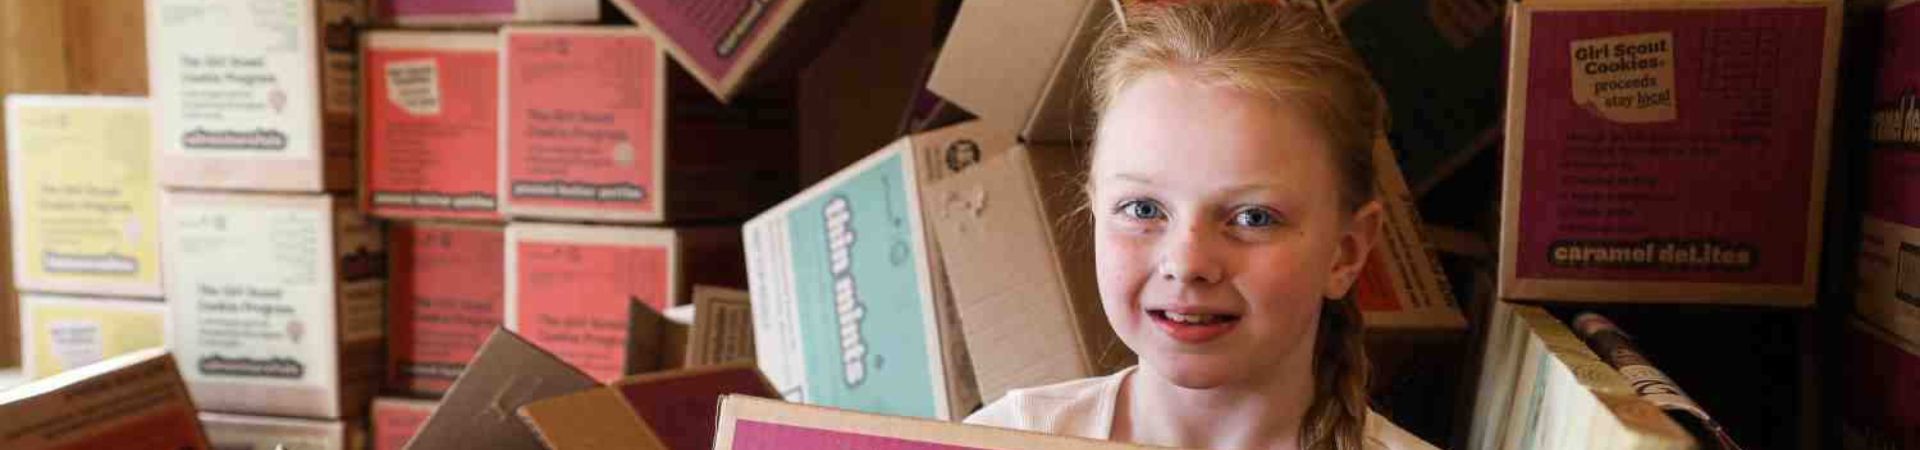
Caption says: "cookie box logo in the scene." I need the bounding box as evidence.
[822,195,869,387]
[183,128,289,151]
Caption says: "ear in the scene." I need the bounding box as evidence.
[1323,199,1384,300]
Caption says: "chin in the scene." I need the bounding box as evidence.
[1145,353,1247,390]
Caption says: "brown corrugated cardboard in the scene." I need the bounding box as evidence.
[796,0,944,185]
[200,413,366,450]
[927,0,1112,144]
[386,221,505,397]
[500,26,798,224]
[505,222,743,382]
[362,31,504,221]
[406,328,598,450]
[687,286,755,367]
[1356,137,1467,331]
[1498,0,1841,305]
[0,0,149,97]
[714,395,1181,449]
[148,0,368,192]
[605,0,858,101]
[19,294,167,381]
[925,144,1133,405]
[5,95,161,298]
[162,191,386,418]
[380,0,597,26]
[372,397,435,450]
[516,362,778,450]
[742,122,1014,421]
[0,349,211,450]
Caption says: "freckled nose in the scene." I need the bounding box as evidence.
[1158,222,1223,284]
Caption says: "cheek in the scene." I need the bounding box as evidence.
[1093,224,1153,312]
[1236,237,1341,320]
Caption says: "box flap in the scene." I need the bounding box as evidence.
[407,328,598,450]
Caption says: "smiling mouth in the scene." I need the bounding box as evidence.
[1146,308,1242,343]
[1149,310,1240,325]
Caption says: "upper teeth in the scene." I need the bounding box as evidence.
[1166,312,1218,324]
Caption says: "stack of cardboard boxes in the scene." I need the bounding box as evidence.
[1471,0,1844,447]
[6,95,168,381]
[143,0,384,446]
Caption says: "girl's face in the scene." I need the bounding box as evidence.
[1090,71,1378,389]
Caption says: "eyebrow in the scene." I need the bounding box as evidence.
[1105,172,1287,195]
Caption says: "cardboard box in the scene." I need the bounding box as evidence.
[147,0,367,192]
[1355,137,1469,330]
[659,304,691,371]
[687,286,756,367]
[373,397,437,450]
[0,349,211,450]
[387,221,505,396]
[743,122,1014,420]
[362,31,503,221]
[200,413,366,450]
[714,395,1175,449]
[1857,0,1920,346]
[406,329,598,450]
[506,222,743,382]
[926,0,1112,144]
[0,0,153,368]
[606,0,858,101]
[1499,0,1841,305]
[924,144,1133,406]
[162,191,387,418]
[517,363,778,450]
[500,26,799,224]
[1838,318,1918,450]
[19,294,167,380]
[381,0,597,26]
[4,95,161,298]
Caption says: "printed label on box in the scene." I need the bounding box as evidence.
[389,225,504,393]
[746,151,941,419]
[367,45,500,219]
[514,241,668,381]
[1859,2,1920,344]
[505,31,660,215]
[730,420,981,450]
[1569,32,1677,123]
[149,0,322,160]
[8,101,160,289]
[693,291,756,366]
[24,299,166,379]
[167,203,336,388]
[1516,7,1829,285]
[615,0,789,81]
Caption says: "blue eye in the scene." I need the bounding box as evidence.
[1119,200,1166,220]
[1233,207,1279,227]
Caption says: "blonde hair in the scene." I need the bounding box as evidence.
[1088,1,1381,448]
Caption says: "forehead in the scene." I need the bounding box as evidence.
[1091,72,1340,194]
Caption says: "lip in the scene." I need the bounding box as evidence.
[1146,308,1241,344]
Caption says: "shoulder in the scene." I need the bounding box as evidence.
[1364,409,1440,450]
[963,367,1132,440]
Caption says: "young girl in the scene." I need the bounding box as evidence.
[965,2,1437,450]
